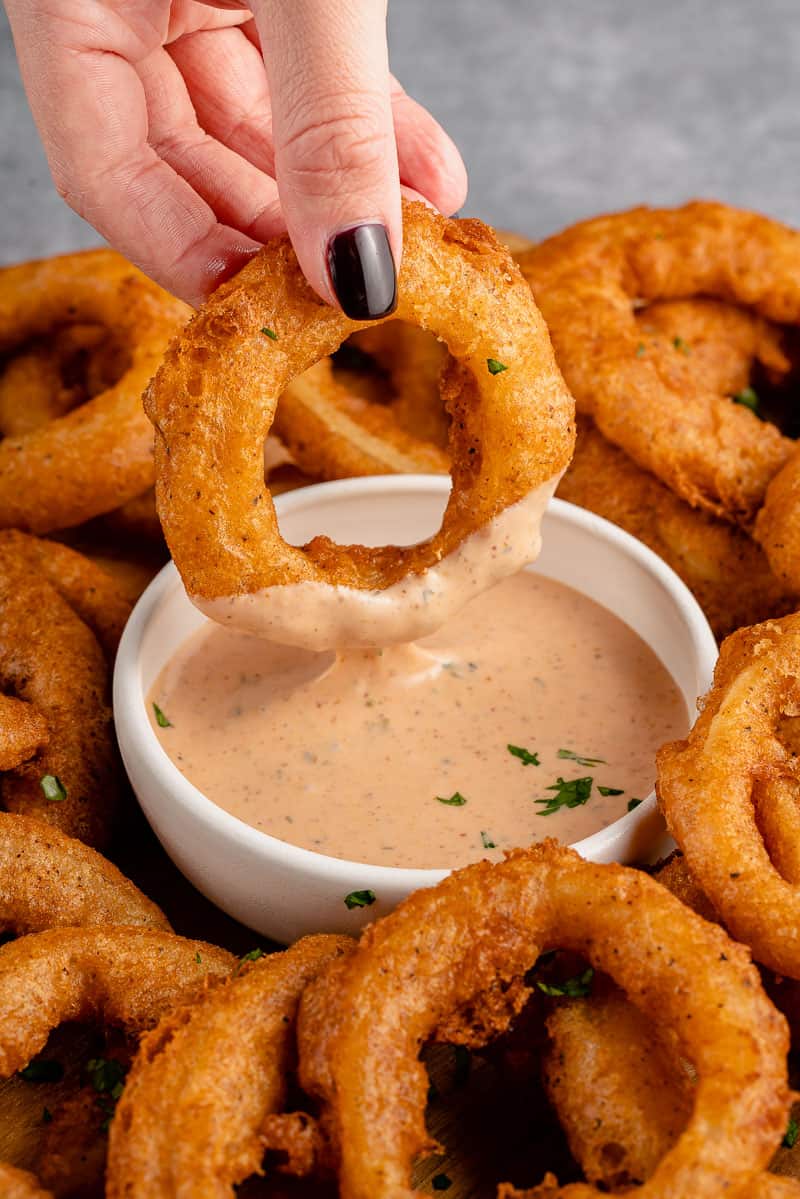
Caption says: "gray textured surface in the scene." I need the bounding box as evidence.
[2,0,800,263]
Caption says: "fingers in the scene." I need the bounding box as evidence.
[249,0,400,318]
[139,44,284,244]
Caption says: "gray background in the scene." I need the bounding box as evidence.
[2,0,800,263]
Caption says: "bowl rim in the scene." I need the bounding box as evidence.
[113,475,718,887]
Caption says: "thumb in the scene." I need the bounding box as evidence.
[250,0,399,319]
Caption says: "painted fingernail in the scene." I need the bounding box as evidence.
[327,224,397,320]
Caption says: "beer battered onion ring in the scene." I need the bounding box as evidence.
[0,926,234,1082]
[106,935,352,1199]
[518,201,800,525]
[0,531,129,847]
[0,249,190,533]
[0,812,169,934]
[756,445,800,593]
[146,201,574,649]
[0,1163,52,1199]
[297,842,789,1199]
[657,611,800,978]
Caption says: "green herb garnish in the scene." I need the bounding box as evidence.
[432,1175,452,1191]
[732,386,759,413]
[508,744,540,766]
[436,792,467,806]
[635,342,646,357]
[673,336,691,355]
[598,785,624,796]
[195,952,202,964]
[235,948,265,974]
[487,358,508,375]
[784,1117,799,1149]
[480,831,497,848]
[536,776,593,816]
[537,967,594,998]
[557,748,606,768]
[627,798,642,812]
[344,889,376,910]
[19,1059,64,1084]
[260,327,278,340]
[86,1058,126,1098]
[40,774,67,803]
[152,703,172,728]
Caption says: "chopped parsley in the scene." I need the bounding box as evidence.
[453,1045,471,1086]
[557,748,606,768]
[87,1057,128,1133]
[480,831,497,849]
[195,951,202,964]
[536,776,593,816]
[487,358,508,375]
[436,792,467,806]
[627,798,642,812]
[635,342,646,357]
[260,327,278,340]
[732,386,759,414]
[508,744,540,766]
[19,1059,64,1084]
[40,774,67,803]
[235,948,265,974]
[598,785,624,796]
[152,702,172,728]
[784,1117,799,1149]
[344,889,376,910]
[537,967,594,998]
[432,1175,452,1191]
[672,336,691,355]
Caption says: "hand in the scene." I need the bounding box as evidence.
[5,1,467,312]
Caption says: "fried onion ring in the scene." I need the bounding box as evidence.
[107,934,352,1198]
[756,444,800,594]
[146,201,574,649]
[273,358,449,480]
[0,696,48,772]
[519,202,799,524]
[0,926,233,1081]
[0,250,190,533]
[558,418,796,639]
[0,533,127,846]
[0,813,169,933]
[297,841,790,1199]
[0,1162,52,1199]
[657,612,800,977]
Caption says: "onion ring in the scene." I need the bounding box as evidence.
[558,418,796,639]
[297,841,790,1199]
[0,926,233,1082]
[0,812,169,934]
[0,1163,52,1199]
[0,696,48,772]
[0,249,190,533]
[756,445,800,593]
[0,532,127,847]
[106,934,352,1198]
[273,358,449,480]
[657,612,800,977]
[518,202,799,524]
[146,201,574,649]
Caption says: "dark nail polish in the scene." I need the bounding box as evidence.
[327,224,397,320]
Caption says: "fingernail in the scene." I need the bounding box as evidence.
[327,224,397,320]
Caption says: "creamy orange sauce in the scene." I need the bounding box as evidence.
[150,572,687,869]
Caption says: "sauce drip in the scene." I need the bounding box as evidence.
[150,572,687,869]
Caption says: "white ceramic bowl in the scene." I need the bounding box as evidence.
[114,476,717,943]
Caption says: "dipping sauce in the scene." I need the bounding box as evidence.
[149,572,687,869]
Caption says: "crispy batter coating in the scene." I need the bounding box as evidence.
[350,321,451,447]
[0,538,121,847]
[273,358,448,480]
[558,418,796,639]
[147,201,574,597]
[519,202,800,524]
[0,695,48,771]
[0,1162,53,1199]
[542,977,694,1189]
[297,841,789,1199]
[0,813,169,933]
[0,249,190,533]
[0,325,106,437]
[756,444,800,594]
[658,612,800,977]
[0,927,233,1081]
[107,935,352,1198]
